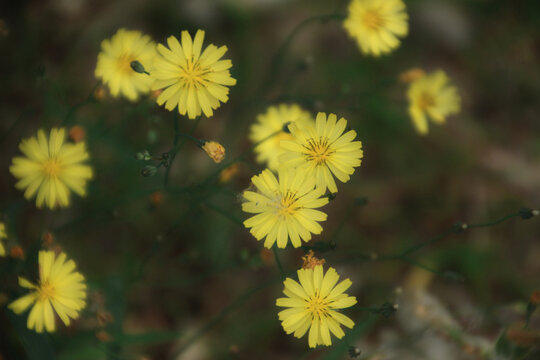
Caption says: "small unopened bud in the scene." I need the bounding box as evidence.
[373,302,398,318]
[97,310,114,326]
[149,191,163,206]
[10,246,24,259]
[399,68,426,83]
[348,346,361,358]
[326,193,337,201]
[519,207,539,219]
[130,60,149,75]
[43,232,54,246]
[219,163,239,183]
[141,165,157,177]
[96,330,113,342]
[530,290,540,306]
[69,125,86,143]
[202,141,226,163]
[94,86,107,100]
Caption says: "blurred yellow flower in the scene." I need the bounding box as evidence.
[0,222,6,257]
[250,104,314,171]
[202,141,226,163]
[276,265,357,348]
[343,0,408,56]
[152,30,236,119]
[8,250,87,333]
[280,112,363,194]
[95,29,156,101]
[407,70,461,135]
[10,128,93,209]
[242,168,328,249]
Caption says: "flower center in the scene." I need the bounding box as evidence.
[418,92,435,111]
[304,137,334,166]
[180,60,210,88]
[363,9,384,30]
[276,191,298,217]
[43,158,62,177]
[116,53,136,74]
[38,281,56,301]
[307,293,329,318]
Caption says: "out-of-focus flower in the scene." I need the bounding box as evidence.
[202,141,225,163]
[407,70,461,135]
[242,168,328,249]
[149,191,164,206]
[93,85,108,101]
[43,232,54,246]
[95,29,156,101]
[219,163,239,183]
[8,251,87,333]
[69,125,86,143]
[10,128,93,209]
[343,0,408,56]
[10,246,24,259]
[399,68,426,83]
[0,222,6,257]
[250,104,314,171]
[301,250,326,269]
[152,30,236,119]
[280,112,363,193]
[276,265,357,348]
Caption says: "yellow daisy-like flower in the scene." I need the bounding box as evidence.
[8,250,87,333]
[242,168,329,249]
[95,28,157,101]
[250,104,314,171]
[152,29,237,119]
[276,265,357,348]
[343,0,408,56]
[407,70,461,135]
[0,222,7,257]
[10,128,93,209]
[280,112,363,194]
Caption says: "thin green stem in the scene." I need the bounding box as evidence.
[62,82,99,125]
[273,246,285,278]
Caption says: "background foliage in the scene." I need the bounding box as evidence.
[1,0,540,359]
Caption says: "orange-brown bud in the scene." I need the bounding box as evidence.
[69,126,86,143]
[530,290,540,306]
[399,68,426,83]
[219,163,239,183]
[43,232,54,246]
[150,191,164,206]
[96,330,113,342]
[10,246,24,259]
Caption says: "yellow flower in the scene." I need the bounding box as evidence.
[407,70,461,135]
[10,128,93,209]
[0,222,6,257]
[280,112,363,194]
[8,250,87,333]
[250,104,314,171]
[95,28,156,101]
[242,168,329,249]
[343,0,408,56]
[202,141,226,163]
[276,265,357,348]
[152,30,237,119]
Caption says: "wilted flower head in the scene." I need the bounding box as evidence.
[202,141,225,163]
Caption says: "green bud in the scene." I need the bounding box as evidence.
[130,60,150,75]
[519,207,539,219]
[348,346,361,358]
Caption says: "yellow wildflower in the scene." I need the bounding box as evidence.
[276,265,357,348]
[152,30,237,119]
[280,112,363,194]
[407,70,461,135]
[95,29,156,101]
[250,104,314,171]
[242,168,329,249]
[0,222,6,257]
[343,0,408,56]
[10,128,93,209]
[202,141,226,163]
[8,250,87,333]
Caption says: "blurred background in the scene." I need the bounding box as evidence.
[1,0,540,359]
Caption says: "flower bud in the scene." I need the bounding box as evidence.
[202,141,225,163]
[10,246,24,259]
[399,68,426,83]
[69,125,86,143]
[141,165,157,177]
[130,60,149,75]
[519,207,539,219]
